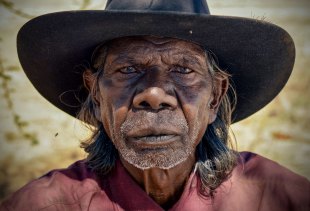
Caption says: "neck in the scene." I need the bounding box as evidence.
[120,155,196,209]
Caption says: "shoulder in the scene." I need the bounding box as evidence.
[0,160,107,210]
[238,151,309,183]
[235,151,310,210]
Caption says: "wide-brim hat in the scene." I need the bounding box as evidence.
[17,0,295,123]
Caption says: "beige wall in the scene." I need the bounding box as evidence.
[0,0,309,200]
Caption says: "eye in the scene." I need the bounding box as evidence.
[171,66,193,74]
[119,66,138,74]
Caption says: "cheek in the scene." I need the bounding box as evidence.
[98,79,134,138]
[177,80,211,138]
[182,101,210,139]
[101,78,133,109]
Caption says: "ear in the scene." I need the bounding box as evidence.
[208,75,229,124]
[83,69,96,91]
[83,69,100,105]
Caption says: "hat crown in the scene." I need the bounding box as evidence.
[105,0,210,14]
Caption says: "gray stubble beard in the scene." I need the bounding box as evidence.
[112,111,200,170]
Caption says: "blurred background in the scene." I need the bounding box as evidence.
[0,0,309,201]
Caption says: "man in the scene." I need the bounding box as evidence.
[1,0,309,210]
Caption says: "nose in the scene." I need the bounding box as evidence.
[133,87,177,111]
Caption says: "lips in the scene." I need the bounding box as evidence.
[135,134,176,142]
[126,127,181,147]
[120,110,188,149]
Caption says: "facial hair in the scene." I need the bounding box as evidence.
[112,110,200,170]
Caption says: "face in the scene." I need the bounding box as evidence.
[88,36,225,170]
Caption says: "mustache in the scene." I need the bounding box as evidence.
[120,110,188,136]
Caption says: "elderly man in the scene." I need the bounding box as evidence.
[1,0,309,210]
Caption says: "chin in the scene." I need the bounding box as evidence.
[118,144,195,170]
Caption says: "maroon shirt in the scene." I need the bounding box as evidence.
[1,152,309,210]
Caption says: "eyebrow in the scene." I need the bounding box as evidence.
[179,55,202,66]
[167,52,206,68]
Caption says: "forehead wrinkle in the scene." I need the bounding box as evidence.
[109,49,154,66]
[152,44,204,59]
[106,38,207,68]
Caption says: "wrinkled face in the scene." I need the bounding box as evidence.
[92,36,221,170]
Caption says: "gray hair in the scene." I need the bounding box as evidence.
[195,52,237,196]
[78,42,238,197]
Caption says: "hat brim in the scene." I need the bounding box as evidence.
[17,11,295,123]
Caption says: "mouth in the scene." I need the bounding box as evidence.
[132,134,177,145]
[126,128,181,148]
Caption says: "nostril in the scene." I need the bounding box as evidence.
[160,103,170,108]
[139,101,151,108]
[137,101,171,110]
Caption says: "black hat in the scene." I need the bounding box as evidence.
[17,0,295,123]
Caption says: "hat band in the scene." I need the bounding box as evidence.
[105,0,210,14]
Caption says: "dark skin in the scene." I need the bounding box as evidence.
[84,36,228,209]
